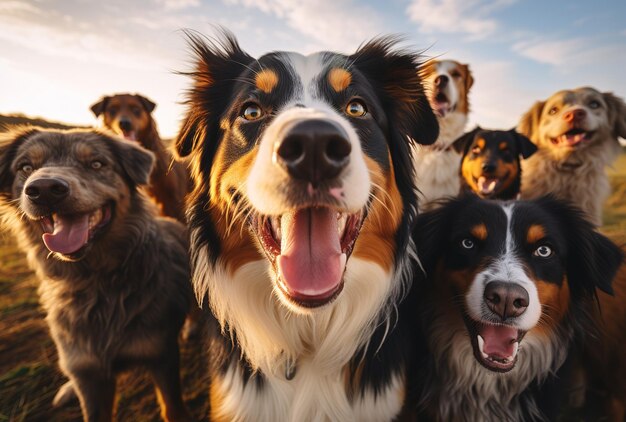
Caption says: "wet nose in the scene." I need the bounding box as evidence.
[482,161,497,173]
[275,119,351,186]
[435,75,449,88]
[484,281,529,320]
[563,108,587,123]
[118,118,133,132]
[24,177,70,205]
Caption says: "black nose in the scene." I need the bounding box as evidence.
[24,178,70,205]
[482,162,497,173]
[276,119,351,186]
[118,118,133,132]
[484,281,529,320]
[435,75,449,88]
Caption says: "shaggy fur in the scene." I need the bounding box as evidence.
[91,93,190,223]
[413,59,474,211]
[175,30,438,421]
[0,127,192,422]
[411,195,623,421]
[453,127,537,200]
[518,87,626,226]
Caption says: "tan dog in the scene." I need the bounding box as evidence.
[518,87,626,225]
[0,128,192,421]
[413,59,474,210]
[91,94,190,222]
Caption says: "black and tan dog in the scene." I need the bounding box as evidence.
[91,93,190,223]
[0,128,192,422]
[453,127,537,200]
[411,195,623,421]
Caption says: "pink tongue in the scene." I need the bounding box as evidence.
[277,208,345,298]
[480,325,518,358]
[434,101,451,117]
[42,214,90,254]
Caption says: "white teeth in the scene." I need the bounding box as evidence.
[477,335,488,359]
[52,213,58,224]
[270,217,281,241]
[88,209,103,230]
[337,213,348,237]
[512,341,519,359]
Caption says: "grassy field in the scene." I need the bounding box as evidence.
[0,113,624,420]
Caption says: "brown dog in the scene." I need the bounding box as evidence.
[0,128,192,422]
[91,94,190,222]
[518,87,626,225]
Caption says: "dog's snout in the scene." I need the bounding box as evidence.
[276,119,351,185]
[25,178,70,205]
[434,75,449,88]
[563,108,587,123]
[482,161,497,173]
[118,118,133,132]
[483,281,529,320]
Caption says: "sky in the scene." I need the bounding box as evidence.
[0,0,625,138]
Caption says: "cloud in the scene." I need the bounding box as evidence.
[156,0,200,11]
[406,0,516,39]
[222,0,384,53]
[512,37,625,68]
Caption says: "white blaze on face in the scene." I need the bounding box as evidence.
[424,60,461,117]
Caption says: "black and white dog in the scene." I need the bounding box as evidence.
[174,31,438,421]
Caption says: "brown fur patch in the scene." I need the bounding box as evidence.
[351,155,402,272]
[470,223,488,241]
[532,278,570,336]
[209,376,230,422]
[526,224,546,244]
[255,69,279,94]
[328,68,352,92]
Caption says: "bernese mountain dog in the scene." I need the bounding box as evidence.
[412,195,623,421]
[174,31,438,421]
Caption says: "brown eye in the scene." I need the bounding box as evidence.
[345,100,367,117]
[548,106,559,115]
[107,107,118,116]
[20,163,34,174]
[242,103,263,121]
[91,161,103,169]
[450,71,461,78]
[461,238,475,249]
[132,107,142,117]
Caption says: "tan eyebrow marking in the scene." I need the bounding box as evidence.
[527,224,546,244]
[470,223,488,241]
[328,68,352,92]
[255,69,279,94]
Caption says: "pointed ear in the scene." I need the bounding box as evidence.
[517,100,545,144]
[136,95,156,113]
[452,126,481,154]
[0,127,40,194]
[538,196,624,297]
[90,96,110,117]
[508,128,537,159]
[603,92,626,139]
[175,30,254,160]
[102,132,155,186]
[350,37,439,147]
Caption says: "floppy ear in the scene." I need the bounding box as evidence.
[136,95,156,114]
[603,92,626,139]
[461,63,474,93]
[452,126,482,154]
[175,30,254,160]
[90,96,110,117]
[0,127,40,194]
[517,100,545,144]
[508,128,537,159]
[350,37,439,147]
[537,196,624,297]
[103,133,155,186]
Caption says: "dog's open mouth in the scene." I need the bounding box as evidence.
[551,128,592,147]
[431,92,452,117]
[473,174,508,197]
[40,203,113,258]
[121,130,137,142]
[254,207,362,308]
[466,318,527,372]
